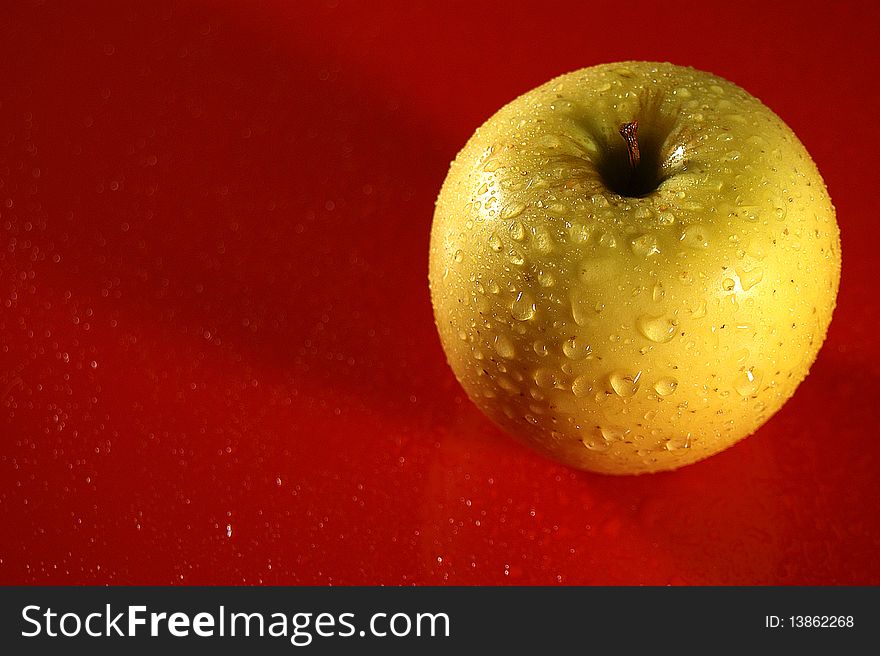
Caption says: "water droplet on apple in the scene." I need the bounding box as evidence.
[571,375,592,398]
[680,224,709,249]
[664,433,691,451]
[653,377,678,396]
[508,248,525,266]
[600,425,628,441]
[733,367,761,396]
[501,202,526,219]
[658,211,676,225]
[533,225,554,253]
[736,266,764,291]
[580,432,608,451]
[631,234,660,257]
[494,334,516,359]
[497,376,519,394]
[637,314,677,343]
[569,223,590,244]
[652,281,665,302]
[533,368,558,390]
[733,348,750,364]
[533,339,549,357]
[509,220,526,241]
[609,370,641,397]
[488,233,503,252]
[734,205,761,222]
[511,291,536,321]
[562,335,592,360]
[598,231,617,248]
[689,299,707,319]
[722,277,736,291]
[453,249,463,263]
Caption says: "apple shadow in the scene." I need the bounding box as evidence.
[15,2,466,425]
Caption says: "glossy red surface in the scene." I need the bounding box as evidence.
[2,0,878,585]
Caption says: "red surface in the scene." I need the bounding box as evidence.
[1,0,878,585]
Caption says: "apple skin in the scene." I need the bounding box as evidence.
[429,61,841,474]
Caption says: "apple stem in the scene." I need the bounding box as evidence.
[619,121,641,170]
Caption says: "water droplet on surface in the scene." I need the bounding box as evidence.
[609,370,641,397]
[654,377,678,396]
[494,335,516,359]
[453,249,463,263]
[722,278,736,291]
[533,339,549,357]
[658,211,676,225]
[737,266,764,291]
[734,367,761,396]
[637,314,677,343]
[511,291,536,321]
[488,233,503,252]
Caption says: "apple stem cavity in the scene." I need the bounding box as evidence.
[619,121,641,170]
[598,119,663,198]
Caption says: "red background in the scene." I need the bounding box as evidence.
[1,0,878,585]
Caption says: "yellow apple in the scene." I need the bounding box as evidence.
[429,61,841,474]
